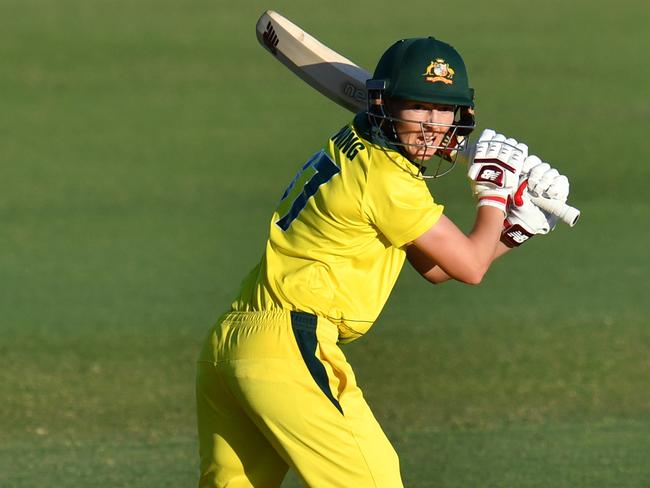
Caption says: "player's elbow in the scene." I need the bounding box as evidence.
[454,263,488,285]
[420,272,443,285]
[462,271,484,286]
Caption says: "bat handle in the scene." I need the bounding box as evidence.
[530,196,580,227]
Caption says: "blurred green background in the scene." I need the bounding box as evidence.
[1,0,648,486]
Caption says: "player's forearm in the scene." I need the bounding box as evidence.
[417,240,511,284]
[409,206,506,285]
[410,235,511,285]
[457,205,505,282]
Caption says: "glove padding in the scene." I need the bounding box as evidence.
[525,156,570,201]
[501,156,571,247]
[468,129,528,214]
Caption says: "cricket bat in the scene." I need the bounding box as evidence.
[255,10,580,227]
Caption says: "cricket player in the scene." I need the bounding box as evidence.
[196,37,570,487]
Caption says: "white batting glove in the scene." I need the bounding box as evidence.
[501,156,571,247]
[524,155,570,202]
[467,129,528,215]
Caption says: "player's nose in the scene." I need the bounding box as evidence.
[423,121,446,134]
[429,110,451,125]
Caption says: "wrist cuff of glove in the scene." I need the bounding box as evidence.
[477,195,508,214]
[501,223,534,247]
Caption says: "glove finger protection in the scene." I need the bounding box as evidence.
[530,167,560,196]
[475,129,497,151]
[527,161,551,188]
[496,137,518,165]
[485,134,507,159]
[526,159,570,201]
[521,154,543,175]
[544,174,570,201]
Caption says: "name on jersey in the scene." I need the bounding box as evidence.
[331,126,366,161]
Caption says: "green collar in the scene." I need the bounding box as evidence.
[351,112,427,175]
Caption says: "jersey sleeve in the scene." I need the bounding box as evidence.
[363,159,444,249]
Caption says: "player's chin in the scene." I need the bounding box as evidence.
[413,147,437,161]
[411,140,438,157]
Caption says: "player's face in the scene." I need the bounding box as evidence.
[387,99,455,161]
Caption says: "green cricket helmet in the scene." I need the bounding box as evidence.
[366,37,476,178]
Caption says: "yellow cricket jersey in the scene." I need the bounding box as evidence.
[231,114,443,342]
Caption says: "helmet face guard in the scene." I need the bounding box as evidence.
[366,37,476,178]
[367,80,475,178]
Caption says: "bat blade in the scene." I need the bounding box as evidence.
[255,10,369,112]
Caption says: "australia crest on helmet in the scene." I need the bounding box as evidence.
[423,58,455,85]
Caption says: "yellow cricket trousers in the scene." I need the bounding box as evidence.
[196,310,403,487]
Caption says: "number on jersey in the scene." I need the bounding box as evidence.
[276,150,340,231]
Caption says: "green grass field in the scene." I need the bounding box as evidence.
[2,0,649,486]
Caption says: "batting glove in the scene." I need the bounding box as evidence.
[467,129,528,215]
[524,155,570,202]
[501,156,571,247]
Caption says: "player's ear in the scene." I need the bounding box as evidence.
[456,106,475,137]
[383,97,397,115]
[366,79,386,110]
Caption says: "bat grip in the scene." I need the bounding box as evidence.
[530,196,580,227]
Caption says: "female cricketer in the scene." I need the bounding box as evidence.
[196,37,570,487]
